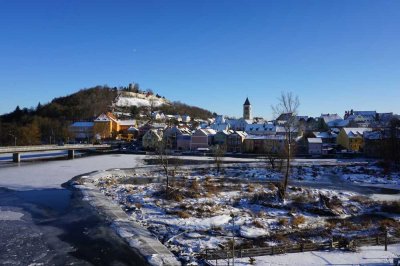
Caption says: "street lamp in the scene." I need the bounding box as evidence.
[8,132,17,147]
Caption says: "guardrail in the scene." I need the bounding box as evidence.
[202,233,400,262]
[0,144,111,154]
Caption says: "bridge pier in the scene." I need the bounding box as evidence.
[12,153,20,163]
[68,150,75,160]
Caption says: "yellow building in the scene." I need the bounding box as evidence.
[336,127,372,152]
[93,112,137,140]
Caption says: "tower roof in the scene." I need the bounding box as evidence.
[244,97,251,105]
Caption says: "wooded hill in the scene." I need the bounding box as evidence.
[0,85,213,146]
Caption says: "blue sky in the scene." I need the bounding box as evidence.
[1,0,399,119]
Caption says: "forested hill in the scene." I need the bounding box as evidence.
[0,85,213,146]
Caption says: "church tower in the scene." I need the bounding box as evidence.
[243,97,252,120]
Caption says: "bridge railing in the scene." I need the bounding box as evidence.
[0,144,111,153]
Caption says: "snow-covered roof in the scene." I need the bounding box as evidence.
[127,126,138,132]
[210,123,230,131]
[95,113,117,122]
[327,119,349,128]
[320,113,343,123]
[275,126,299,133]
[118,120,136,126]
[363,131,382,140]
[308,138,323,144]
[313,131,337,139]
[354,111,376,117]
[245,134,285,140]
[200,128,217,136]
[70,122,94,127]
[342,127,372,138]
[245,123,275,133]
[231,131,248,138]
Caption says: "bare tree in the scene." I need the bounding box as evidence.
[212,144,226,174]
[272,92,300,200]
[261,138,284,171]
[154,139,171,198]
[154,139,182,198]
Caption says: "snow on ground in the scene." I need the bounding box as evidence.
[92,162,400,264]
[115,96,165,107]
[337,165,400,187]
[225,244,400,266]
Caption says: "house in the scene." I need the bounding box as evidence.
[163,126,192,150]
[142,129,163,150]
[177,134,192,151]
[181,115,191,123]
[312,131,337,144]
[243,135,285,154]
[275,126,301,138]
[363,130,385,158]
[364,128,400,158]
[190,128,216,150]
[69,122,94,141]
[210,115,230,131]
[227,131,247,152]
[320,114,349,128]
[138,123,153,139]
[210,122,230,131]
[336,127,372,152]
[213,130,233,146]
[93,112,138,140]
[307,138,323,155]
[93,113,119,139]
[116,119,137,141]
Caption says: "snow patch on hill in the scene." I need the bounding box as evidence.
[114,91,169,108]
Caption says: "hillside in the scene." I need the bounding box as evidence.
[115,91,169,108]
[0,85,213,146]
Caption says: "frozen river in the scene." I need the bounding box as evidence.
[0,154,149,265]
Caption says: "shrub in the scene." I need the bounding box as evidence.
[177,211,191,219]
[190,179,200,191]
[205,183,220,195]
[247,184,255,192]
[253,219,264,228]
[278,218,288,226]
[267,183,276,191]
[292,215,306,228]
[291,194,312,204]
[379,219,398,231]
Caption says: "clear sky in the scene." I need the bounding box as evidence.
[1,0,399,119]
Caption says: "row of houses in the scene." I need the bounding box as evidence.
[68,102,399,158]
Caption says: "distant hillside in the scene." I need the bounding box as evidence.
[0,84,213,146]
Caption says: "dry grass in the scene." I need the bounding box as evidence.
[177,210,191,219]
[292,215,306,228]
[190,179,200,191]
[349,195,372,204]
[205,182,220,195]
[248,184,255,192]
[253,219,264,228]
[278,218,288,226]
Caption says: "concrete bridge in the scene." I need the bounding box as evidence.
[0,144,111,162]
